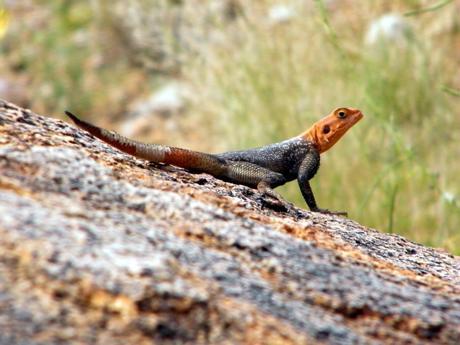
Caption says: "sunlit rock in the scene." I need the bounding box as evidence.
[1,100,460,344]
[0,77,28,107]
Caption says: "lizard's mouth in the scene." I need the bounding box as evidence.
[350,110,364,124]
[342,111,363,131]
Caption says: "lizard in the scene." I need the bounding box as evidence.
[65,107,363,216]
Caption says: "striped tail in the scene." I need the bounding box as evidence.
[64,111,227,175]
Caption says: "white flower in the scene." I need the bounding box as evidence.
[442,191,456,204]
[365,13,412,45]
[268,5,294,24]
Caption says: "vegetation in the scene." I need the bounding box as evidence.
[1,1,459,252]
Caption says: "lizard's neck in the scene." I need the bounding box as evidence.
[299,124,326,153]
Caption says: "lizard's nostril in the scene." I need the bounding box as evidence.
[323,125,330,134]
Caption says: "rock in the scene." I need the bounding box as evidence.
[119,82,188,138]
[0,77,29,108]
[105,0,242,73]
[0,99,459,344]
[130,82,187,118]
[365,13,412,46]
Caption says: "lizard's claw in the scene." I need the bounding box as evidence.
[312,208,348,217]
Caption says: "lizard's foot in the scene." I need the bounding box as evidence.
[259,193,295,213]
[274,198,296,212]
[263,192,294,208]
[256,182,296,213]
[311,207,348,217]
[257,192,309,220]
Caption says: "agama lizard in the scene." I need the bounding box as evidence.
[65,107,363,216]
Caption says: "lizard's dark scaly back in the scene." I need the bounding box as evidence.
[216,138,318,181]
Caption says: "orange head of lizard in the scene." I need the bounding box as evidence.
[301,107,364,154]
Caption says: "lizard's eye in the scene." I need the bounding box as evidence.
[337,110,347,118]
[323,125,330,134]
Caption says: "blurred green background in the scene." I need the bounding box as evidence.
[1,0,459,253]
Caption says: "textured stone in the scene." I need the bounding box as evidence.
[0,99,459,344]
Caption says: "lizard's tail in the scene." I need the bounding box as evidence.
[64,111,227,175]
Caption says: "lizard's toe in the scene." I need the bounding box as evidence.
[312,208,348,217]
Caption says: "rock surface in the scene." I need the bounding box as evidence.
[0,99,459,345]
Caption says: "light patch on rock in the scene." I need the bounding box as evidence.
[120,82,189,137]
[0,77,29,107]
[137,83,187,117]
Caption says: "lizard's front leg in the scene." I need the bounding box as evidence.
[298,153,348,216]
[298,181,347,216]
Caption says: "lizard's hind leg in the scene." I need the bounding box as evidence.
[256,180,296,212]
[223,161,293,209]
[224,161,286,190]
[257,181,286,202]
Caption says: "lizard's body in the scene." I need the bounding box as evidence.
[65,107,363,215]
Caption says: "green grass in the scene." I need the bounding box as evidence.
[185,1,460,253]
[0,1,149,118]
